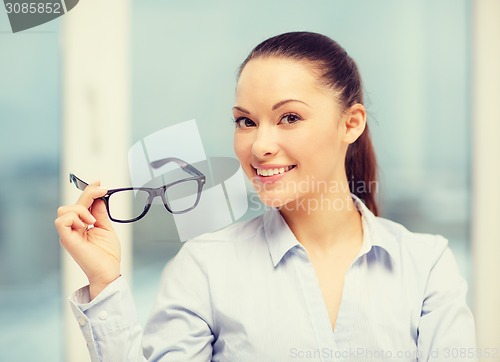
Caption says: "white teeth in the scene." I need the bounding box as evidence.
[256,165,294,177]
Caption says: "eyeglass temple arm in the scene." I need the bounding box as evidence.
[70,158,204,192]
[69,173,90,191]
[149,157,204,177]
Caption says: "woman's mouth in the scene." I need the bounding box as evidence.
[254,165,296,177]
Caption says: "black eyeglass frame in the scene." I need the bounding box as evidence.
[69,157,206,223]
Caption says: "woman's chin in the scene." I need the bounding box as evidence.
[257,193,299,209]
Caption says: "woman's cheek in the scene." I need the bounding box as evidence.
[233,133,250,162]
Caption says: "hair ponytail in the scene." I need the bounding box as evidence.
[239,31,379,215]
[345,125,379,216]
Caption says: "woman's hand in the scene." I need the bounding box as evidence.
[55,181,121,300]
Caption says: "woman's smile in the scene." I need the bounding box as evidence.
[253,164,297,183]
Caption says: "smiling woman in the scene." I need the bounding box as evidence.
[55,31,477,361]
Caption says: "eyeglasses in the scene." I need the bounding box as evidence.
[70,157,206,223]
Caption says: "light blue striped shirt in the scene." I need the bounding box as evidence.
[71,196,477,361]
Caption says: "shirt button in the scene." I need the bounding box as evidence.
[98,311,108,320]
[77,317,86,326]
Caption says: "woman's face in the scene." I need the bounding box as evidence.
[233,57,350,208]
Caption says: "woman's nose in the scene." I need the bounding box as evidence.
[251,126,279,159]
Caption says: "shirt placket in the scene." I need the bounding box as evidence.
[332,262,359,354]
[291,246,337,362]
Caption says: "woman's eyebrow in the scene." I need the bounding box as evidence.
[233,99,310,115]
[272,99,311,110]
[232,106,250,114]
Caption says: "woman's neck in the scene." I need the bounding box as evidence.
[278,189,363,256]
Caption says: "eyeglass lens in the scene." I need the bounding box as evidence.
[106,179,201,221]
[164,179,200,212]
[107,189,150,222]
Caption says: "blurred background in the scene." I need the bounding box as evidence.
[1,0,499,361]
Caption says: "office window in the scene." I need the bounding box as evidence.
[0,15,62,362]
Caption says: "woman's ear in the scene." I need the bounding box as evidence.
[342,103,366,144]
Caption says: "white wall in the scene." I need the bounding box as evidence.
[472,0,500,353]
[61,0,131,361]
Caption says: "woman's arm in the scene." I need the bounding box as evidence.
[143,241,215,361]
[68,242,214,361]
[56,183,214,361]
[417,241,478,361]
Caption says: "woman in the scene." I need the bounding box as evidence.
[55,32,477,361]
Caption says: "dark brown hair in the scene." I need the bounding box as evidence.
[238,31,379,216]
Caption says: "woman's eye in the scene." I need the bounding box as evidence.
[279,113,302,125]
[234,117,256,128]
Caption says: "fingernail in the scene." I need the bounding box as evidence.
[90,215,97,223]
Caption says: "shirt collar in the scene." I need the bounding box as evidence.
[263,194,398,268]
[352,194,398,265]
[263,206,301,267]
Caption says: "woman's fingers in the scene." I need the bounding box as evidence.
[76,181,108,209]
[72,180,113,228]
[54,211,88,251]
[57,204,96,225]
[91,199,113,230]
[55,210,85,231]
[55,180,113,241]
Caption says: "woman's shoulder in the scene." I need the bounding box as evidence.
[376,216,448,245]
[354,196,450,267]
[373,215,450,268]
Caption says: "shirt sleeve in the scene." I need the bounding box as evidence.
[69,276,145,361]
[417,237,478,361]
[68,240,215,362]
[142,240,215,361]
